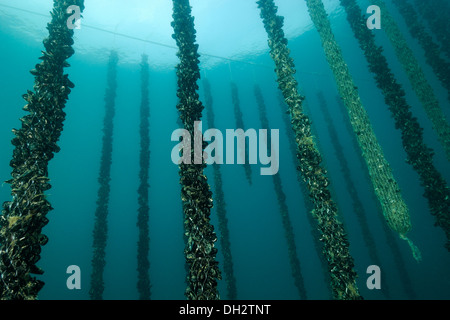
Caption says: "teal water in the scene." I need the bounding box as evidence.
[0,0,450,300]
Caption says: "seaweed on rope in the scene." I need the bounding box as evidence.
[0,0,84,300]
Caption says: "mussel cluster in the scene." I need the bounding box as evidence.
[231,82,252,185]
[371,0,450,162]
[277,93,333,297]
[90,50,118,300]
[255,84,307,300]
[202,79,236,300]
[171,0,221,300]
[341,0,450,251]
[413,0,450,61]
[257,0,361,300]
[137,54,151,299]
[390,0,450,103]
[305,0,422,261]
[0,0,84,300]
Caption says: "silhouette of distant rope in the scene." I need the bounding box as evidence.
[136,54,151,300]
[202,78,237,300]
[90,50,118,300]
[254,84,307,300]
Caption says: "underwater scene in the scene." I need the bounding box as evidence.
[0,0,449,301]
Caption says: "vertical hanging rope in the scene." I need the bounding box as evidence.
[257,0,361,300]
[277,92,332,298]
[255,84,307,299]
[202,78,237,300]
[228,61,234,82]
[335,96,416,299]
[136,54,151,299]
[390,0,450,103]
[89,50,118,300]
[0,0,84,300]
[340,0,450,253]
[371,0,450,161]
[412,0,450,61]
[230,82,253,185]
[317,92,390,298]
[304,0,421,261]
[171,0,221,300]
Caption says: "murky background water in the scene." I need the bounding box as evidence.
[0,0,449,299]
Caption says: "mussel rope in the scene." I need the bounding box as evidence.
[390,0,450,103]
[340,0,450,253]
[304,0,421,261]
[89,50,118,300]
[257,0,361,300]
[370,0,450,162]
[231,82,253,185]
[335,96,416,299]
[202,78,237,300]
[412,0,450,61]
[137,54,151,299]
[0,0,85,300]
[254,84,307,299]
[317,92,390,299]
[277,92,332,298]
[171,0,221,300]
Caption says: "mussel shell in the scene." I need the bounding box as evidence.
[38,234,48,246]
